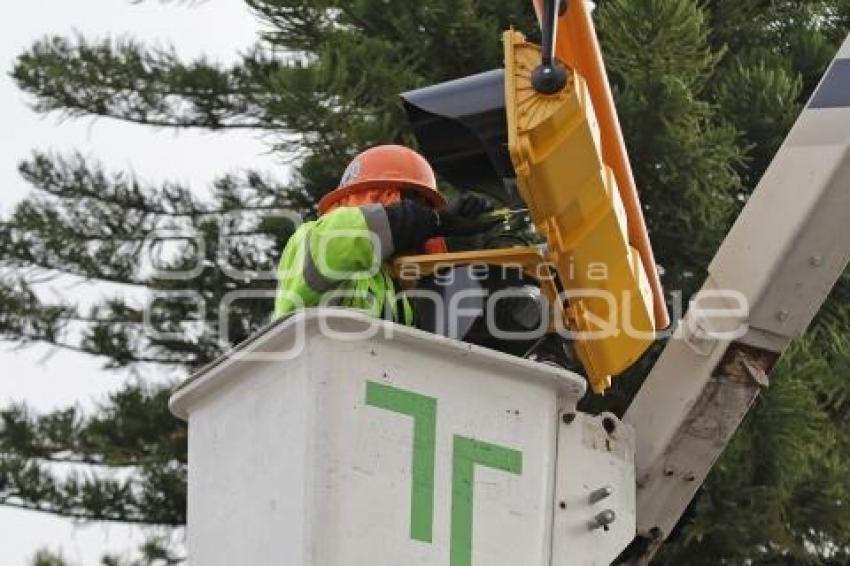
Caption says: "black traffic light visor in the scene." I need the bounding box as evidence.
[401,69,517,202]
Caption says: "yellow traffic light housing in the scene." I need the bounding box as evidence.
[399,4,668,393]
[531,0,668,331]
[504,29,656,392]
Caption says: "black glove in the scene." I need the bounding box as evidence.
[434,194,501,237]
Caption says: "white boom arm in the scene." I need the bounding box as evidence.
[624,34,850,560]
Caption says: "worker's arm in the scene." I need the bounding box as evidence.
[305,194,500,284]
[273,196,496,318]
[384,196,500,247]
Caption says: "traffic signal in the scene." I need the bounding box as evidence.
[400,3,668,393]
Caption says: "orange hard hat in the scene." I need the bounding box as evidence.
[318,144,447,214]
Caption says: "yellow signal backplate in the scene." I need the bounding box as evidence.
[504,30,656,393]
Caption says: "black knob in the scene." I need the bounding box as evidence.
[531,61,569,94]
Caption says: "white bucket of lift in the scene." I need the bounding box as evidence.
[170,308,635,566]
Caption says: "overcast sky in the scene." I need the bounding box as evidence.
[1,1,280,563]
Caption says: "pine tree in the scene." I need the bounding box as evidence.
[2,0,849,563]
[631,1,850,563]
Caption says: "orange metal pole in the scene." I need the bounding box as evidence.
[531,0,670,329]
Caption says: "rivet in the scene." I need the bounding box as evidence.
[562,412,576,425]
[777,310,789,322]
[809,255,823,267]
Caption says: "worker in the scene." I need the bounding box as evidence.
[273,144,500,324]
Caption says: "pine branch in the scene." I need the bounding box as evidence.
[13,36,275,131]
[21,151,311,217]
[0,385,187,526]
[0,500,181,526]
[20,152,205,217]
[245,0,334,50]
[0,385,186,468]
[4,153,305,291]
[0,280,203,367]
[11,32,388,159]
[34,340,196,366]
[0,456,186,526]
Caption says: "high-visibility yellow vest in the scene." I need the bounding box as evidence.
[274,205,413,325]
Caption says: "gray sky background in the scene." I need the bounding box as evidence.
[1,1,280,563]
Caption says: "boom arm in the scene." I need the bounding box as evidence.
[623,34,850,561]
